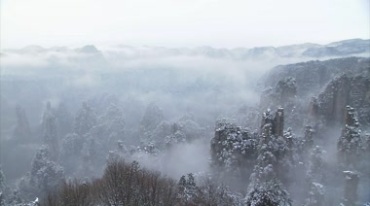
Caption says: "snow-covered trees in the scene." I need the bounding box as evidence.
[60,132,89,177]
[138,105,199,154]
[196,178,237,206]
[74,102,97,137]
[61,133,83,159]
[260,113,297,185]
[261,77,297,110]
[43,159,239,206]
[95,103,125,147]
[88,159,178,206]
[60,100,126,176]
[58,180,92,206]
[210,107,301,201]
[14,146,64,203]
[30,147,64,195]
[140,103,164,136]
[303,146,326,206]
[245,119,292,206]
[260,77,303,130]
[245,163,292,206]
[337,106,363,169]
[306,146,325,182]
[176,114,204,142]
[139,103,165,152]
[164,126,187,148]
[177,173,199,205]
[303,182,325,206]
[210,120,258,186]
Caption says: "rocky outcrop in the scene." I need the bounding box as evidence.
[211,121,257,169]
[337,106,362,167]
[262,57,370,99]
[342,171,359,206]
[260,77,297,109]
[260,77,303,131]
[317,69,370,127]
[260,108,285,137]
[261,57,370,128]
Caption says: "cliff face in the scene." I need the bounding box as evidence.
[317,69,370,126]
[262,57,370,98]
[261,57,370,128]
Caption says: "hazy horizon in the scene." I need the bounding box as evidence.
[1,37,369,51]
[1,0,369,49]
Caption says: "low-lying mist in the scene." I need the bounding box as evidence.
[1,44,369,205]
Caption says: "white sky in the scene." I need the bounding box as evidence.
[1,0,369,49]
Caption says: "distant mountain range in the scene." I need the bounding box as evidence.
[4,38,370,60]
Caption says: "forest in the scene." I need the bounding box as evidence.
[0,39,370,206]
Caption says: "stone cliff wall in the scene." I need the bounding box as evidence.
[261,57,370,128]
[262,57,370,98]
[318,69,370,127]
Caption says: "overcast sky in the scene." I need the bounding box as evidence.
[1,0,369,49]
